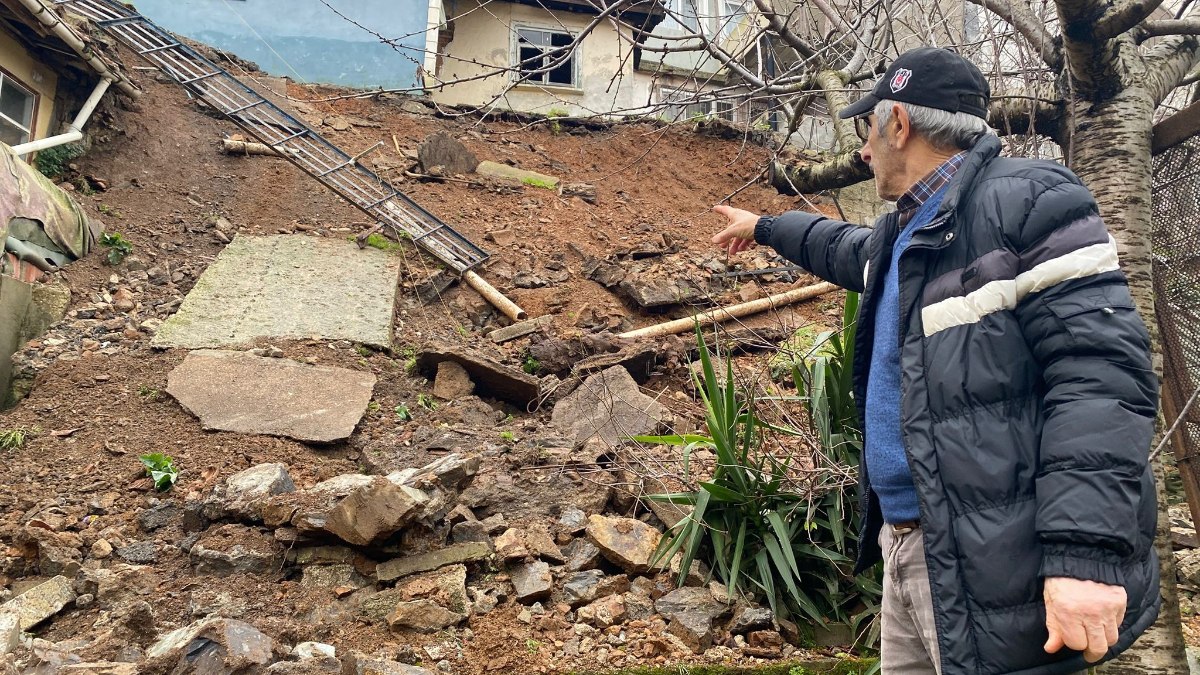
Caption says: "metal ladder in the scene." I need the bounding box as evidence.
[52,0,489,275]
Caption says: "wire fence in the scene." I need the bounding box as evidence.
[1152,136,1200,520]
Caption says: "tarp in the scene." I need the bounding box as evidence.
[0,143,97,263]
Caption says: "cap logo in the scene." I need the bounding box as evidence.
[890,68,912,93]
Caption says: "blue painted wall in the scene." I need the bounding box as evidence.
[132,0,429,89]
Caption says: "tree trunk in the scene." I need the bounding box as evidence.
[1069,84,1191,674]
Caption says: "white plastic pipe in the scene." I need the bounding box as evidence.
[12,77,111,156]
[13,0,139,98]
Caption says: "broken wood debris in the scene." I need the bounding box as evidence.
[618,281,839,340]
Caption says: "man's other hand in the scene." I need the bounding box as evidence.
[712,205,759,255]
[1043,576,1126,663]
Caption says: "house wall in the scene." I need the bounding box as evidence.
[0,28,58,142]
[134,0,428,89]
[430,0,658,116]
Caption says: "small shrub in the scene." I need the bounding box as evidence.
[139,453,179,491]
[33,143,86,178]
[394,404,412,422]
[100,232,133,265]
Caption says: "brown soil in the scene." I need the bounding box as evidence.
[0,50,854,673]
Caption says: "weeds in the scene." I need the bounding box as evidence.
[139,453,179,491]
[137,385,162,402]
[525,638,541,655]
[366,401,381,414]
[33,143,85,178]
[500,430,515,442]
[0,427,38,451]
[100,232,134,265]
[547,107,568,134]
[395,404,412,422]
[522,354,541,375]
[417,393,437,410]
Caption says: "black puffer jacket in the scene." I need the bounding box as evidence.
[755,135,1159,674]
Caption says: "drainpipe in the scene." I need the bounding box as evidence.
[13,0,140,98]
[11,76,111,156]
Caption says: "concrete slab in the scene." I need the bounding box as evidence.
[152,235,399,350]
[167,350,376,443]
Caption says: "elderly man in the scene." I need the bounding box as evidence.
[713,47,1159,674]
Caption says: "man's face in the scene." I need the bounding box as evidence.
[857,111,905,201]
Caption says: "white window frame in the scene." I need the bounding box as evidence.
[659,87,740,122]
[512,24,581,90]
[718,0,748,40]
[0,73,36,147]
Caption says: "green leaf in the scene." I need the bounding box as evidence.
[645,492,699,505]
[766,511,803,582]
[699,481,746,503]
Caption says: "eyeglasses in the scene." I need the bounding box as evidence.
[854,117,871,142]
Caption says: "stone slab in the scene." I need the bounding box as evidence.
[415,343,540,407]
[0,575,75,630]
[167,350,376,443]
[152,235,400,349]
[488,315,553,344]
[376,542,492,582]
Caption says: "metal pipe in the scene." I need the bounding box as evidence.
[12,0,140,98]
[12,77,112,156]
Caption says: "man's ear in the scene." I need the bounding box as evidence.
[890,103,910,149]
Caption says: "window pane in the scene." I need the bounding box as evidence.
[0,117,28,146]
[0,80,34,129]
[519,45,546,82]
[548,60,573,85]
[517,29,546,47]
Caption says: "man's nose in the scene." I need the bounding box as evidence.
[859,140,872,165]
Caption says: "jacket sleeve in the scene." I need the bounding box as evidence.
[1009,179,1159,586]
[755,211,872,293]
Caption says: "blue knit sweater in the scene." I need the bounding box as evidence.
[865,186,949,523]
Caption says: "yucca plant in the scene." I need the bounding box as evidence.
[644,296,882,648]
[642,322,873,630]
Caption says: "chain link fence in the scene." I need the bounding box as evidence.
[1152,136,1200,519]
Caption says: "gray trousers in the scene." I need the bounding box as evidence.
[878,526,1092,674]
[880,525,942,674]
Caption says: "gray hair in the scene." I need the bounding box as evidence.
[874,99,993,151]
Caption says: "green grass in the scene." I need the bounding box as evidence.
[0,427,37,451]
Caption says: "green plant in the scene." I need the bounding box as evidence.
[139,453,179,491]
[0,427,37,451]
[546,107,568,134]
[137,385,162,402]
[99,232,133,265]
[521,176,557,190]
[525,638,541,655]
[417,393,437,410]
[500,430,515,442]
[395,404,412,422]
[522,354,540,375]
[364,233,402,252]
[367,400,381,414]
[644,314,880,646]
[354,344,373,358]
[33,142,86,178]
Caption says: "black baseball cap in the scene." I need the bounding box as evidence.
[838,47,990,120]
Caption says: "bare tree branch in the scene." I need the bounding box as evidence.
[1152,99,1200,153]
[1146,34,1200,104]
[750,0,817,59]
[1136,19,1200,42]
[1093,0,1169,40]
[965,0,1063,71]
[815,69,860,152]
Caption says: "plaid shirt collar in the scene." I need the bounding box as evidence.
[896,151,968,215]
